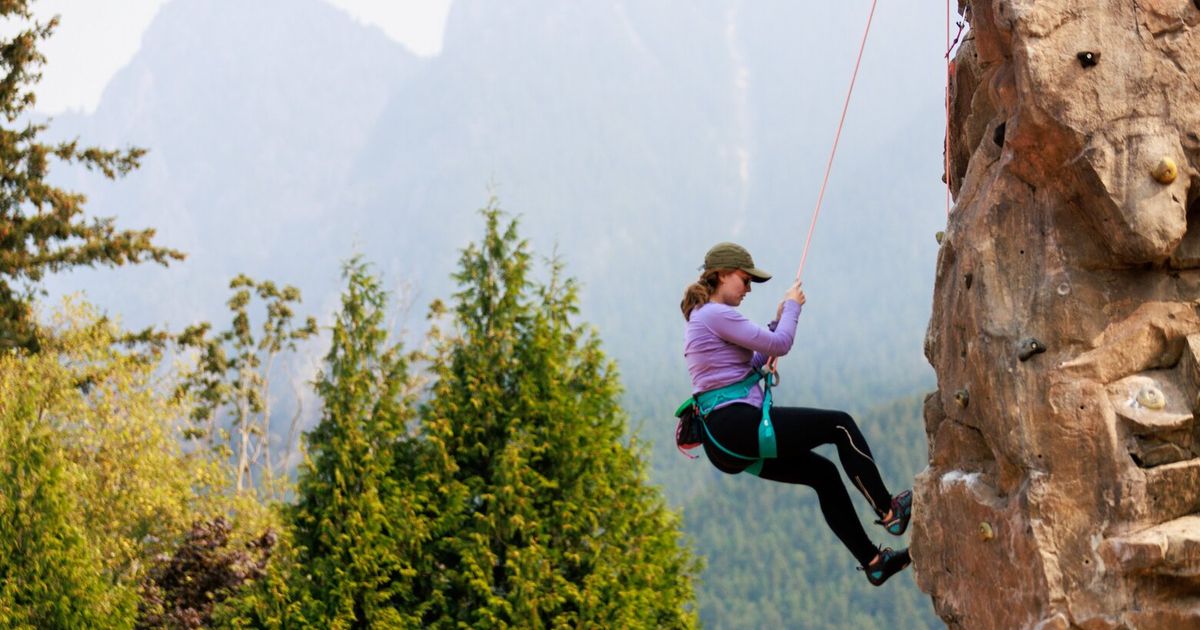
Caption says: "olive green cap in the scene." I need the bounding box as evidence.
[703,242,772,282]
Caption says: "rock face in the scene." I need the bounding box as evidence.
[916,1,1200,628]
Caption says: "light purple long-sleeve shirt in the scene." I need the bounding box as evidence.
[684,300,802,408]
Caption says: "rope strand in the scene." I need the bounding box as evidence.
[794,0,879,282]
[946,0,952,216]
[769,1,879,375]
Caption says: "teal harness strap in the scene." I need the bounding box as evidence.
[759,377,777,458]
[693,369,777,474]
[694,370,764,414]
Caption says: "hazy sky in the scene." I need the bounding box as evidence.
[31,0,454,114]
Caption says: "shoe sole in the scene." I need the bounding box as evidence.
[884,491,913,536]
[867,555,912,586]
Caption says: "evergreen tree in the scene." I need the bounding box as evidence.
[0,1,184,351]
[208,528,315,629]
[288,258,428,627]
[419,202,699,628]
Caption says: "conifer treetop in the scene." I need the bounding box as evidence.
[0,0,185,350]
[419,200,700,628]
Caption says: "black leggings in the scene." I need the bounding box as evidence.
[702,403,893,565]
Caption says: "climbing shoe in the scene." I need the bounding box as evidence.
[876,489,913,536]
[861,546,911,587]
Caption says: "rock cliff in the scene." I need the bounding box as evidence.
[916,1,1200,628]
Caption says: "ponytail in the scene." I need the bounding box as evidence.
[681,270,723,321]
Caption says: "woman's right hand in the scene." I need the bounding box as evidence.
[785,279,806,307]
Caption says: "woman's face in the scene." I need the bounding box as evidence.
[713,270,752,306]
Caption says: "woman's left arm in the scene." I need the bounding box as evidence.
[709,301,802,360]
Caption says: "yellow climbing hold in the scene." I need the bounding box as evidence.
[979,521,994,541]
[1152,157,1177,185]
[1135,385,1166,410]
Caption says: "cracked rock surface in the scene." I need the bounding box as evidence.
[917,1,1200,628]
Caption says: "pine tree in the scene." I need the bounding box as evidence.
[419,202,699,628]
[0,2,184,350]
[288,258,429,628]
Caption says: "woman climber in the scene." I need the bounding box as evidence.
[680,241,913,586]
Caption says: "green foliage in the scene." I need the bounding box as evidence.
[0,316,139,628]
[0,297,280,629]
[286,257,428,627]
[178,274,318,499]
[0,1,183,351]
[35,299,215,578]
[418,202,700,628]
[209,518,315,629]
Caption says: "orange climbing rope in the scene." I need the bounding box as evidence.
[767,1,879,376]
[946,0,952,216]
[775,4,956,371]
[945,2,966,216]
[793,0,879,283]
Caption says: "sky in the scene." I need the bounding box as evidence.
[31,0,454,115]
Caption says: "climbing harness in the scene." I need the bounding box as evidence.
[675,368,778,475]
